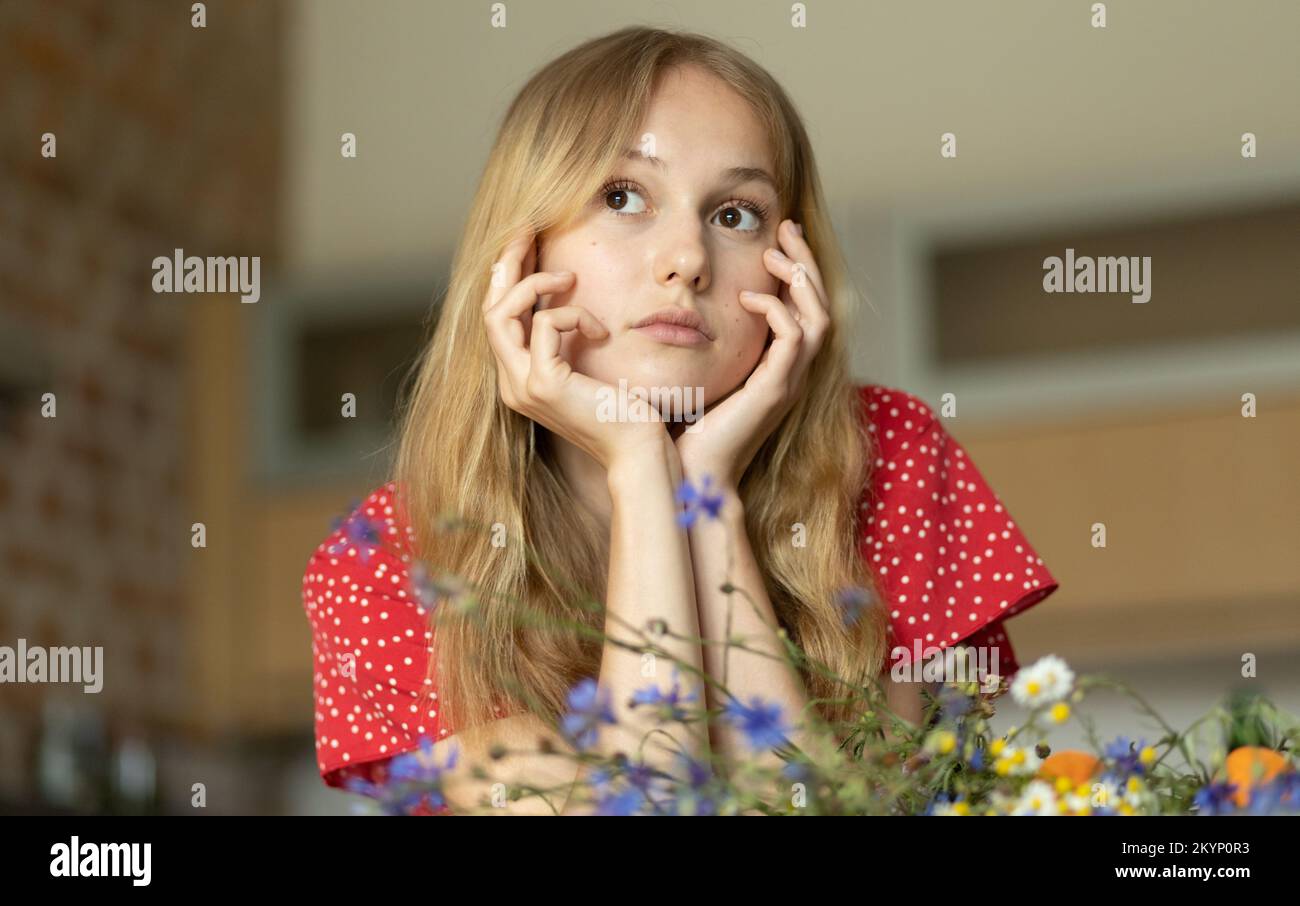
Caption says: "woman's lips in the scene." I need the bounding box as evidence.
[633,322,711,346]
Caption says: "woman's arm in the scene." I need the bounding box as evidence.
[580,434,710,789]
[685,481,826,785]
[415,438,707,815]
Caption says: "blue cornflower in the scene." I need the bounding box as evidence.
[1193,779,1240,815]
[343,735,460,815]
[345,772,433,816]
[389,735,459,784]
[675,476,725,528]
[722,696,792,751]
[343,775,384,801]
[676,751,715,789]
[834,585,876,628]
[1104,736,1148,777]
[595,785,648,816]
[1245,773,1300,815]
[328,498,361,534]
[630,668,699,722]
[560,677,617,750]
[937,683,973,721]
[327,508,385,563]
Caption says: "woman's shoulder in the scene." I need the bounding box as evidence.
[300,481,447,787]
[300,480,425,640]
[315,481,417,560]
[854,383,939,452]
[852,382,1060,680]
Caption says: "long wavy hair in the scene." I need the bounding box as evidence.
[394,26,885,737]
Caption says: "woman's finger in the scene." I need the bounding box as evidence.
[485,231,534,312]
[765,253,828,335]
[738,290,803,388]
[774,218,827,302]
[529,304,608,383]
[484,271,575,376]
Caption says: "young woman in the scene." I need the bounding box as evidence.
[301,27,1059,814]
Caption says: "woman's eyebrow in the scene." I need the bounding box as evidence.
[621,149,777,192]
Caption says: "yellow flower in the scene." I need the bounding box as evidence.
[1055,776,1073,794]
[952,801,971,816]
[994,758,1012,776]
[925,729,957,755]
[1139,746,1157,767]
[989,738,1007,757]
[1050,702,1071,723]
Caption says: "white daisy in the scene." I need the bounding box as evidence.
[1011,781,1059,816]
[1010,654,1075,708]
[1003,744,1043,776]
[1092,778,1122,810]
[1064,791,1093,814]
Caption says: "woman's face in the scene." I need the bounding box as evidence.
[537,64,782,410]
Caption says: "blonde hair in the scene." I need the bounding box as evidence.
[394,26,885,737]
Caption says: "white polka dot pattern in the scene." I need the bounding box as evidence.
[301,482,447,793]
[857,385,1059,679]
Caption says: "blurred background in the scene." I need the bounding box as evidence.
[0,0,1296,814]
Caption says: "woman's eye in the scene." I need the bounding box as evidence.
[604,187,648,215]
[714,205,763,232]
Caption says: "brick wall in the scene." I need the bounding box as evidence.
[0,0,281,810]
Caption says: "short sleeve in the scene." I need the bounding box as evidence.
[858,386,1059,681]
[301,483,451,797]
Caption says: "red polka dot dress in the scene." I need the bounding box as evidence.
[856,385,1058,680]
[301,383,1059,801]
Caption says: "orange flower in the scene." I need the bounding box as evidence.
[1222,746,1293,808]
[1036,750,1102,786]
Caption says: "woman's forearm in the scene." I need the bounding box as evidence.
[591,439,709,776]
[686,484,826,782]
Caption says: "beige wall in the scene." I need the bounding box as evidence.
[956,393,1300,665]
[281,0,1300,278]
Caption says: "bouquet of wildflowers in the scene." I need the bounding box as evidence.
[330,492,1299,816]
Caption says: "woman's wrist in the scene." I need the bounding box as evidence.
[677,451,740,496]
[605,436,680,499]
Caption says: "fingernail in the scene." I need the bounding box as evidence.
[555,270,573,277]
[793,222,803,236]
[767,247,789,262]
[739,290,757,299]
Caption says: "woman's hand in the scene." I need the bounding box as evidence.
[483,230,673,472]
[675,219,830,487]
